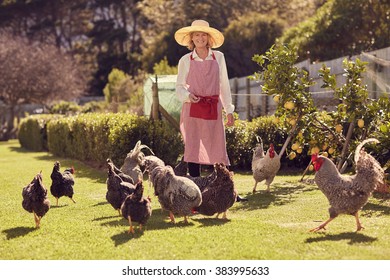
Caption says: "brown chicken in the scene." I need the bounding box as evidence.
[252,140,281,193]
[194,163,237,219]
[120,181,152,234]
[50,161,76,206]
[22,172,50,228]
[310,138,385,232]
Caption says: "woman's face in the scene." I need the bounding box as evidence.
[192,32,209,48]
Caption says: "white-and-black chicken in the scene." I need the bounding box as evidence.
[310,138,385,232]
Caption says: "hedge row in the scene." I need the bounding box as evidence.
[18,113,305,170]
[18,113,183,168]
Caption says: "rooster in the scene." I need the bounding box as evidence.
[252,138,281,193]
[310,138,385,232]
[106,160,135,215]
[120,181,152,234]
[194,163,237,219]
[150,165,202,224]
[22,172,50,228]
[50,161,76,206]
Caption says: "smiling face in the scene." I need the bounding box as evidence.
[191,32,209,48]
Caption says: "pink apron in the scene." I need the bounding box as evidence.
[180,52,230,165]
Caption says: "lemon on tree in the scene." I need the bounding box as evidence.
[289,151,297,160]
[284,101,295,110]
[335,124,343,133]
[357,119,364,128]
[291,142,300,150]
[273,94,280,103]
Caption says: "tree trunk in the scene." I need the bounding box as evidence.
[337,120,355,171]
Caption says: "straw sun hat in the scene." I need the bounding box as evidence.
[174,20,224,48]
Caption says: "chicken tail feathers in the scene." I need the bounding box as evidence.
[354,138,380,164]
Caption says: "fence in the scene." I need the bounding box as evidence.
[232,46,390,120]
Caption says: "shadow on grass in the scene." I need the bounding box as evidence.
[111,230,144,246]
[2,226,36,239]
[92,201,109,207]
[305,232,377,245]
[363,201,390,216]
[92,215,121,222]
[234,182,318,211]
[194,217,231,227]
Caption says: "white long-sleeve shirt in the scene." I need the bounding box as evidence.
[176,49,235,114]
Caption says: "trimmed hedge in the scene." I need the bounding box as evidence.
[18,114,62,151]
[45,113,183,167]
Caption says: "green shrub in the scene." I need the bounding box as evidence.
[46,113,183,167]
[18,114,62,151]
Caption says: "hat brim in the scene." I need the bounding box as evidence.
[174,26,224,49]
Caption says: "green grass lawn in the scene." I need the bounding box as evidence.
[1,140,390,260]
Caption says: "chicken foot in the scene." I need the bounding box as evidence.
[354,212,365,232]
[310,217,334,232]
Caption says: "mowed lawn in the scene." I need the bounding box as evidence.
[1,140,390,260]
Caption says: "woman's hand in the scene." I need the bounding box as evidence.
[226,113,234,127]
[189,93,200,103]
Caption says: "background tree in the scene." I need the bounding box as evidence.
[280,0,390,62]
[0,31,85,139]
[221,13,286,78]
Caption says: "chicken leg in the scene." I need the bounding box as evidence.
[127,216,134,234]
[33,211,39,228]
[310,217,335,232]
[169,211,176,223]
[355,212,365,232]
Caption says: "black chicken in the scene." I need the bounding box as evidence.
[22,172,50,228]
[50,161,76,206]
[107,158,134,184]
[106,160,136,215]
[194,163,237,219]
[120,181,152,234]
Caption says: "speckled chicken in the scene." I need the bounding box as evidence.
[107,158,134,184]
[194,163,237,219]
[120,141,148,183]
[106,160,135,215]
[310,138,385,232]
[22,172,50,228]
[50,161,76,206]
[120,181,152,234]
[150,165,202,223]
[252,139,281,193]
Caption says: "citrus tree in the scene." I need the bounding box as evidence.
[252,43,316,159]
[252,43,389,179]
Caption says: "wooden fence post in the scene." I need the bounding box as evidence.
[246,78,251,121]
[151,75,159,120]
